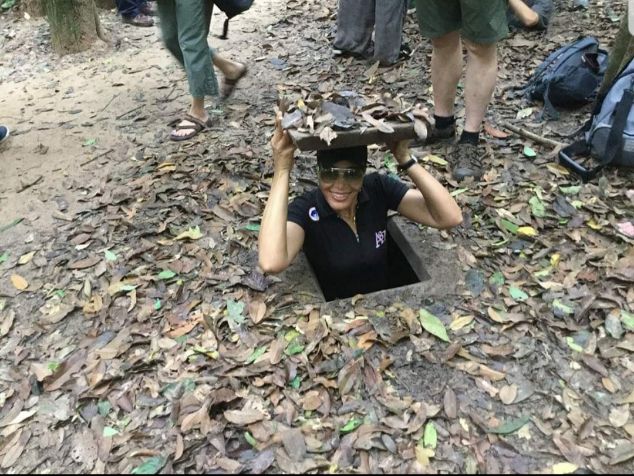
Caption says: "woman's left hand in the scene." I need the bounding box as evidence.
[387,140,411,165]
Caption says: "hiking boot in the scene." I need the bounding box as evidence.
[429,122,456,143]
[140,1,157,16]
[451,142,483,181]
[122,13,154,27]
[410,122,456,147]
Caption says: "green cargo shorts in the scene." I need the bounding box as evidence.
[415,0,508,44]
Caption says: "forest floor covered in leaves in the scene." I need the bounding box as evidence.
[0,0,633,473]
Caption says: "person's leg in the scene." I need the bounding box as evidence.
[168,0,218,139]
[460,0,508,138]
[462,40,497,134]
[431,31,462,118]
[116,0,139,17]
[157,0,184,66]
[415,0,462,140]
[117,0,153,26]
[333,0,374,58]
[374,0,407,66]
[449,0,508,181]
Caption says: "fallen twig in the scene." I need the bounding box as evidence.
[100,94,119,113]
[80,148,114,167]
[16,175,43,193]
[501,121,566,148]
[116,105,143,120]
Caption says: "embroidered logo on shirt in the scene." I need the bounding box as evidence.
[375,230,386,248]
[308,207,320,222]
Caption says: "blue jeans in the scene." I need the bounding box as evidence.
[116,0,144,18]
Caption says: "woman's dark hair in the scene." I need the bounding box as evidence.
[316,146,367,169]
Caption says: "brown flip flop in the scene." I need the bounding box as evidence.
[168,114,212,142]
[221,65,248,100]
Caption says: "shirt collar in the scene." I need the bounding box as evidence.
[315,183,370,218]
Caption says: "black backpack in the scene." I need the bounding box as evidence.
[214,0,254,39]
[559,57,634,181]
[525,36,608,120]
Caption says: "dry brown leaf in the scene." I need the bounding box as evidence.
[602,377,618,393]
[1,309,14,337]
[399,307,421,334]
[475,378,499,397]
[617,389,634,405]
[166,315,202,338]
[319,127,337,146]
[18,251,35,265]
[68,256,100,270]
[450,315,474,331]
[338,357,362,395]
[83,294,103,316]
[281,429,306,462]
[356,331,377,350]
[610,442,634,465]
[10,274,28,291]
[609,405,630,427]
[43,349,88,392]
[224,406,268,426]
[1,429,31,469]
[444,387,458,419]
[41,303,75,324]
[499,384,518,405]
[301,390,322,411]
[181,403,209,432]
[174,433,184,461]
[479,364,506,381]
[0,409,37,428]
[414,119,428,141]
[248,300,267,324]
[484,122,510,139]
[415,446,434,467]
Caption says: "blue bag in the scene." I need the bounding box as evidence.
[525,36,608,120]
[559,57,634,181]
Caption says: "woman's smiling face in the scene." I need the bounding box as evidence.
[319,159,365,213]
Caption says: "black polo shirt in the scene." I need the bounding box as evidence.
[287,172,409,301]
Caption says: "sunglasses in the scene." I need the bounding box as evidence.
[318,166,365,183]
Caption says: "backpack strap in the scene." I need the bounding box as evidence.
[219,18,230,39]
[559,81,634,181]
[600,82,634,165]
[541,84,560,121]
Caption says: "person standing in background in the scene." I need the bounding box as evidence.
[116,0,155,27]
[333,0,409,67]
[415,0,508,182]
[507,0,554,31]
[157,0,248,141]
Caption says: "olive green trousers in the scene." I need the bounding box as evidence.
[157,0,219,98]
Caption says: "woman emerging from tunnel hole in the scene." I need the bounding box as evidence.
[258,113,463,301]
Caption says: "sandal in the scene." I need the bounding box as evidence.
[168,114,212,142]
[220,64,248,100]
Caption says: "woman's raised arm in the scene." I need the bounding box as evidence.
[389,140,463,230]
[258,113,305,273]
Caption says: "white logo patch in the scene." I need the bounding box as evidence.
[375,230,386,248]
[308,207,320,222]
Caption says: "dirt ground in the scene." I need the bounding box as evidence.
[0,0,633,474]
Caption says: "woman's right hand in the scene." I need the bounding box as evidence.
[271,112,296,173]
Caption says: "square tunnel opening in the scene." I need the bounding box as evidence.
[279,216,461,305]
[305,217,433,302]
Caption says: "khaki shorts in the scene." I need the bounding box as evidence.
[415,0,508,44]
